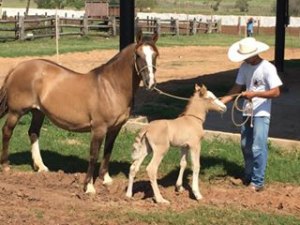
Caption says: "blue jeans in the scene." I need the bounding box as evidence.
[241,116,270,188]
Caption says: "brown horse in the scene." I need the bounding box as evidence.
[0,32,159,194]
[126,84,227,204]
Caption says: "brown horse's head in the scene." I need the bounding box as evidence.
[134,31,159,90]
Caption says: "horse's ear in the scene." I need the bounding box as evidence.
[136,29,143,43]
[152,31,159,43]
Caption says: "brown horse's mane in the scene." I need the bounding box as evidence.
[89,43,136,76]
[36,59,85,75]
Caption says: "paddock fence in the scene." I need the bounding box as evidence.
[0,15,221,41]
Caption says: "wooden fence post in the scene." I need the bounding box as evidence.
[257,18,260,35]
[191,18,197,35]
[82,15,88,36]
[18,16,25,40]
[207,21,212,33]
[0,0,2,19]
[155,18,160,36]
[111,16,117,36]
[175,19,179,36]
[237,16,241,35]
[217,19,222,33]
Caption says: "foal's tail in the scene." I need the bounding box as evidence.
[0,71,11,118]
[131,128,151,161]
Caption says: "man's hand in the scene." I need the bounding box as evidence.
[242,91,256,100]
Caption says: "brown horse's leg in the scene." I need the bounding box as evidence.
[28,109,48,172]
[84,130,104,194]
[99,126,122,185]
[1,112,21,171]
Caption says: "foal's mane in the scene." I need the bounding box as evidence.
[180,90,206,117]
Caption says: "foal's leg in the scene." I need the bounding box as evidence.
[1,112,21,171]
[146,144,169,204]
[190,144,203,200]
[176,147,188,192]
[28,110,48,172]
[126,141,148,198]
[99,126,123,185]
[84,128,105,194]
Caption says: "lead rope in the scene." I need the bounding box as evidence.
[231,93,254,127]
[153,87,189,101]
[153,87,254,127]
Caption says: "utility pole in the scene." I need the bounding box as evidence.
[275,0,289,73]
[119,0,135,50]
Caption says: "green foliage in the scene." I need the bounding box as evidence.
[234,0,251,12]
[211,0,222,12]
[65,0,84,10]
[33,0,85,9]
[136,0,158,11]
[34,0,66,9]
[289,0,300,16]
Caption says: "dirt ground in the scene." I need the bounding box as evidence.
[0,46,299,224]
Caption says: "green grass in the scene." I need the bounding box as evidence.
[2,114,299,224]
[88,205,300,225]
[0,33,300,58]
[6,114,300,184]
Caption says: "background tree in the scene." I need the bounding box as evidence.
[135,0,157,11]
[289,0,300,16]
[211,0,222,12]
[235,0,251,12]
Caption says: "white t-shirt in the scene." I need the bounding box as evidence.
[235,60,283,117]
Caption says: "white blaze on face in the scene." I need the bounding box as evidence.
[142,45,155,88]
[207,91,227,112]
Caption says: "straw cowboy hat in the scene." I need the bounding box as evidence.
[228,37,269,62]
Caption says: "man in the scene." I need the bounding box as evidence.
[221,37,283,191]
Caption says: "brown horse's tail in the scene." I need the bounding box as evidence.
[0,72,10,118]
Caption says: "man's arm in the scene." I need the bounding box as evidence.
[221,83,244,104]
[242,87,281,100]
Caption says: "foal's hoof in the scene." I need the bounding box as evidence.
[155,198,170,205]
[38,166,49,173]
[34,163,49,172]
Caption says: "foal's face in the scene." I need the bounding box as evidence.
[205,91,227,113]
[135,44,158,90]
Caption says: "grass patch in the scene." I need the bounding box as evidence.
[1,33,300,58]
[3,114,300,185]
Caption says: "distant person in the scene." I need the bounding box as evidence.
[221,37,283,192]
[246,17,254,37]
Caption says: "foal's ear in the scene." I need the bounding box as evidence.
[195,83,207,96]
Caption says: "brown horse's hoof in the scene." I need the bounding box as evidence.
[1,164,10,172]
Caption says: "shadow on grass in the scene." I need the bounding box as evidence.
[9,150,130,177]
[128,155,244,201]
